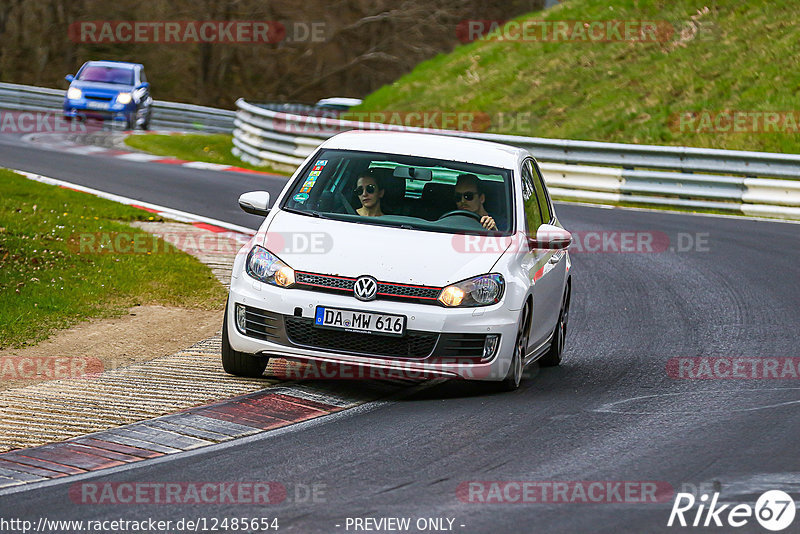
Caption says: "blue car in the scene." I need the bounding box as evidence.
[63,60,152,130]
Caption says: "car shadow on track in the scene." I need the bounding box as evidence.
[396,363,572,400]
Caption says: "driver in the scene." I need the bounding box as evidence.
[355,171,385,217]
[454,174,498,230]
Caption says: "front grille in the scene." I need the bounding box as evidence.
[377,282,439,300]
[295,271,441,304]
[284,316,437,359]
[85,95,113,102]
[296,272,354,292]
[243,306,281,341]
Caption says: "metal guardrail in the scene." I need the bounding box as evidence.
[0,81,235,133]
[2,81,797,220]
[232,99,800,220]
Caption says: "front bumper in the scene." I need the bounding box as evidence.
[227,273,519,382]
[63,99,135,124]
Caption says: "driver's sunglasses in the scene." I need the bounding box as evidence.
[454,191,478,202]
[354,184,376,196]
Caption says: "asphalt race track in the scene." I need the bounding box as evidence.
[2,134,799,533]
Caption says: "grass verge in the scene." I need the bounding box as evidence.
[124,133,288,175]
[0,169,226,348]
[358,0,800,153]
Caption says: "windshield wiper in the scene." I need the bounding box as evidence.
[283,207,329,219]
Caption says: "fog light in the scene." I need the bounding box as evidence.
[235,303,247,333]
[483,334,500,359]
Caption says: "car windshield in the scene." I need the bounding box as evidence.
[78,66,134,85]
[282,149,514,235]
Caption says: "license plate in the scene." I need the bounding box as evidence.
[314,306,406,337]
[86,101,109,110]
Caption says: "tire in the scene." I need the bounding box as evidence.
[498,305,530,391]
[221,304,268,378]
[539,286,570,367]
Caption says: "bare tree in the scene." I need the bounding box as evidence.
[0,0,545,106]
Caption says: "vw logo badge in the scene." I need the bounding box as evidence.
[353,276,378,301]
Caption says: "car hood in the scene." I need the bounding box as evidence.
[258,210,510,287]
[69,80,133,96]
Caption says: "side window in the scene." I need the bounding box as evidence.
[521,160,542,234]
[529,160,552,225]
[139,70,147,83]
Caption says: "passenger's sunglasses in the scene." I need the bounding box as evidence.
[354,184,377,196]
[454,191,478,202]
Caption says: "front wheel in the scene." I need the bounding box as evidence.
[221,304,268,378]
[498,305,530,391]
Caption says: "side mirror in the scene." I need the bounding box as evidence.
[528,223,572,250]
[239,191,271,216]
[65,74,74,83]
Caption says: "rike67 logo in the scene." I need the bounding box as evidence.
[668,490,795,531]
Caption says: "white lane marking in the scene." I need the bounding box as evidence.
[181,161,233,171]
[594,387,800,415]
[63,146,109,155]
[14,170,257,236]
[115,152,165,161]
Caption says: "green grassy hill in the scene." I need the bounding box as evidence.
[358,0,800,153]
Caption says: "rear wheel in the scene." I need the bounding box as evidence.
[498,305,530,391]
[539,286,570,367]
[221,304,268,378]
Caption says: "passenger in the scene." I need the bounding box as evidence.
[355,172,385,217]
[454,173,498,230]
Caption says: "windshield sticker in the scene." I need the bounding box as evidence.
[315,160,328,166]
[299,175,317,193]
[300,176,317,193]
[293,193,309,203]
[309,170,321,177]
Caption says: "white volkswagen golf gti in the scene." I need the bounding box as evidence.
[224,131,572,390]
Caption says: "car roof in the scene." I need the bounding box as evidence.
[82,60,141,70]
[319,130,527,169]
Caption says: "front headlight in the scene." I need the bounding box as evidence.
[116,92,132,104]
[67,87,82,100]
[246,246,295,287]
[438,273,505,307]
